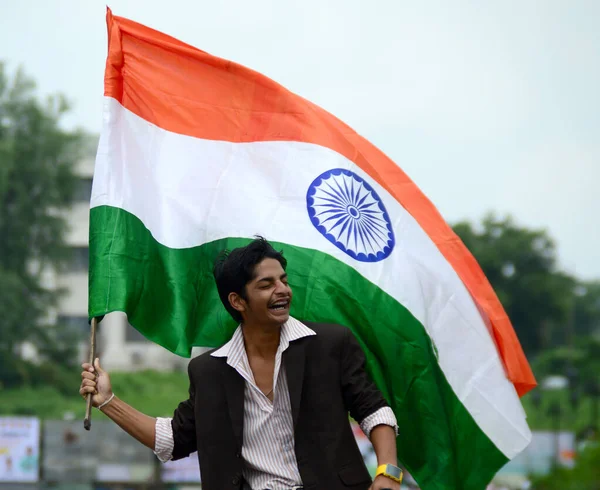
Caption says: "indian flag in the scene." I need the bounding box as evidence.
[90,9,536,490]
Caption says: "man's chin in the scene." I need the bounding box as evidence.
[267,309,290,325]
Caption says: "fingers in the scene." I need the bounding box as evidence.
[82,358,103,374]
[80,359,106,403]
[79,374,97,398]
[79,374,98,399]
[79,385,97,397]
[81,362,94,373]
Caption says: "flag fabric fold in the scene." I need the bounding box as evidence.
[90,9,535,489]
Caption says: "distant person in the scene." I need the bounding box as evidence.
[19,447,37,473]
[80,237,402,490]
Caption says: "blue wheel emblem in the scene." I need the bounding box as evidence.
[306,169,395,262]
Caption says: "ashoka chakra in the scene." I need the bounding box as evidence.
[306,168,395,262]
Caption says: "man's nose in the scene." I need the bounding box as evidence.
[275,280,290,293]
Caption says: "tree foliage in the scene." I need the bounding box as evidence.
[572,280,600,339]
[452,213,598,357]
[0,62,85,389]
[530,441,600,490]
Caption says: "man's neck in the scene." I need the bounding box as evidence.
[242,321,283,359]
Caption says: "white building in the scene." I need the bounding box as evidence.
[56,139,198,372]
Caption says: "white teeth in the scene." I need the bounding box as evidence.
[270,301,288,309]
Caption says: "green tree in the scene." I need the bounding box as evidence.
[527,336,600,435]
[0,62,85,389]
[573,280,600,339]
[452,214,577,356]
[530,441,600,490]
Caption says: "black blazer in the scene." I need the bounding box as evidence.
[170,322,390,490]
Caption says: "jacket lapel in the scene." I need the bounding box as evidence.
[221,361,245,451]
[284,337,308,429]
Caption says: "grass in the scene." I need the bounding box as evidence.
[1,370,597,436]
[0,370,190,420]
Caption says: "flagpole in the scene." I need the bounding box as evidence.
[83,316,99,431]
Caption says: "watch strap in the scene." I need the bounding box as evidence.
[375,463,403,484]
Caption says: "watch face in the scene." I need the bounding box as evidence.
[386,465,402,480]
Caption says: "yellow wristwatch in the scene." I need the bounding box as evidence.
[375,464,403,484]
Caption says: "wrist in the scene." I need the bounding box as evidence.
[375,463,403,485]
[377,454,398,467]
[98,393,115,411]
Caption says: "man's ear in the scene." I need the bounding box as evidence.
[228,292,246,315]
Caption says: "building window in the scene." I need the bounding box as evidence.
[67,247,89,273]
[74,178,93,202]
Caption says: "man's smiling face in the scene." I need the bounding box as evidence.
[231,257,292,327]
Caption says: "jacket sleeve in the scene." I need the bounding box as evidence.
[170,361,197,460]
[340,327,389,424]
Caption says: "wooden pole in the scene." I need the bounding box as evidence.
[83,316,98,431]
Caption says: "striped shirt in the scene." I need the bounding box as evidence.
[155,317,397,489]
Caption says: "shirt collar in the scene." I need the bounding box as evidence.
[211,316,316,363]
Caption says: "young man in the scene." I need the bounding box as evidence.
[80,238,402,490]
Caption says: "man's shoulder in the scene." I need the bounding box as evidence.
[188,347,225,374]
[300,321,350,343]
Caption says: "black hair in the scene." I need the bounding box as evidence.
[213,236,287,323]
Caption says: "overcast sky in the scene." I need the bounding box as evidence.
[2,0,599,279]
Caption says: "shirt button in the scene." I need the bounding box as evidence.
[232,475,240,485]
[235,451,242,458]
